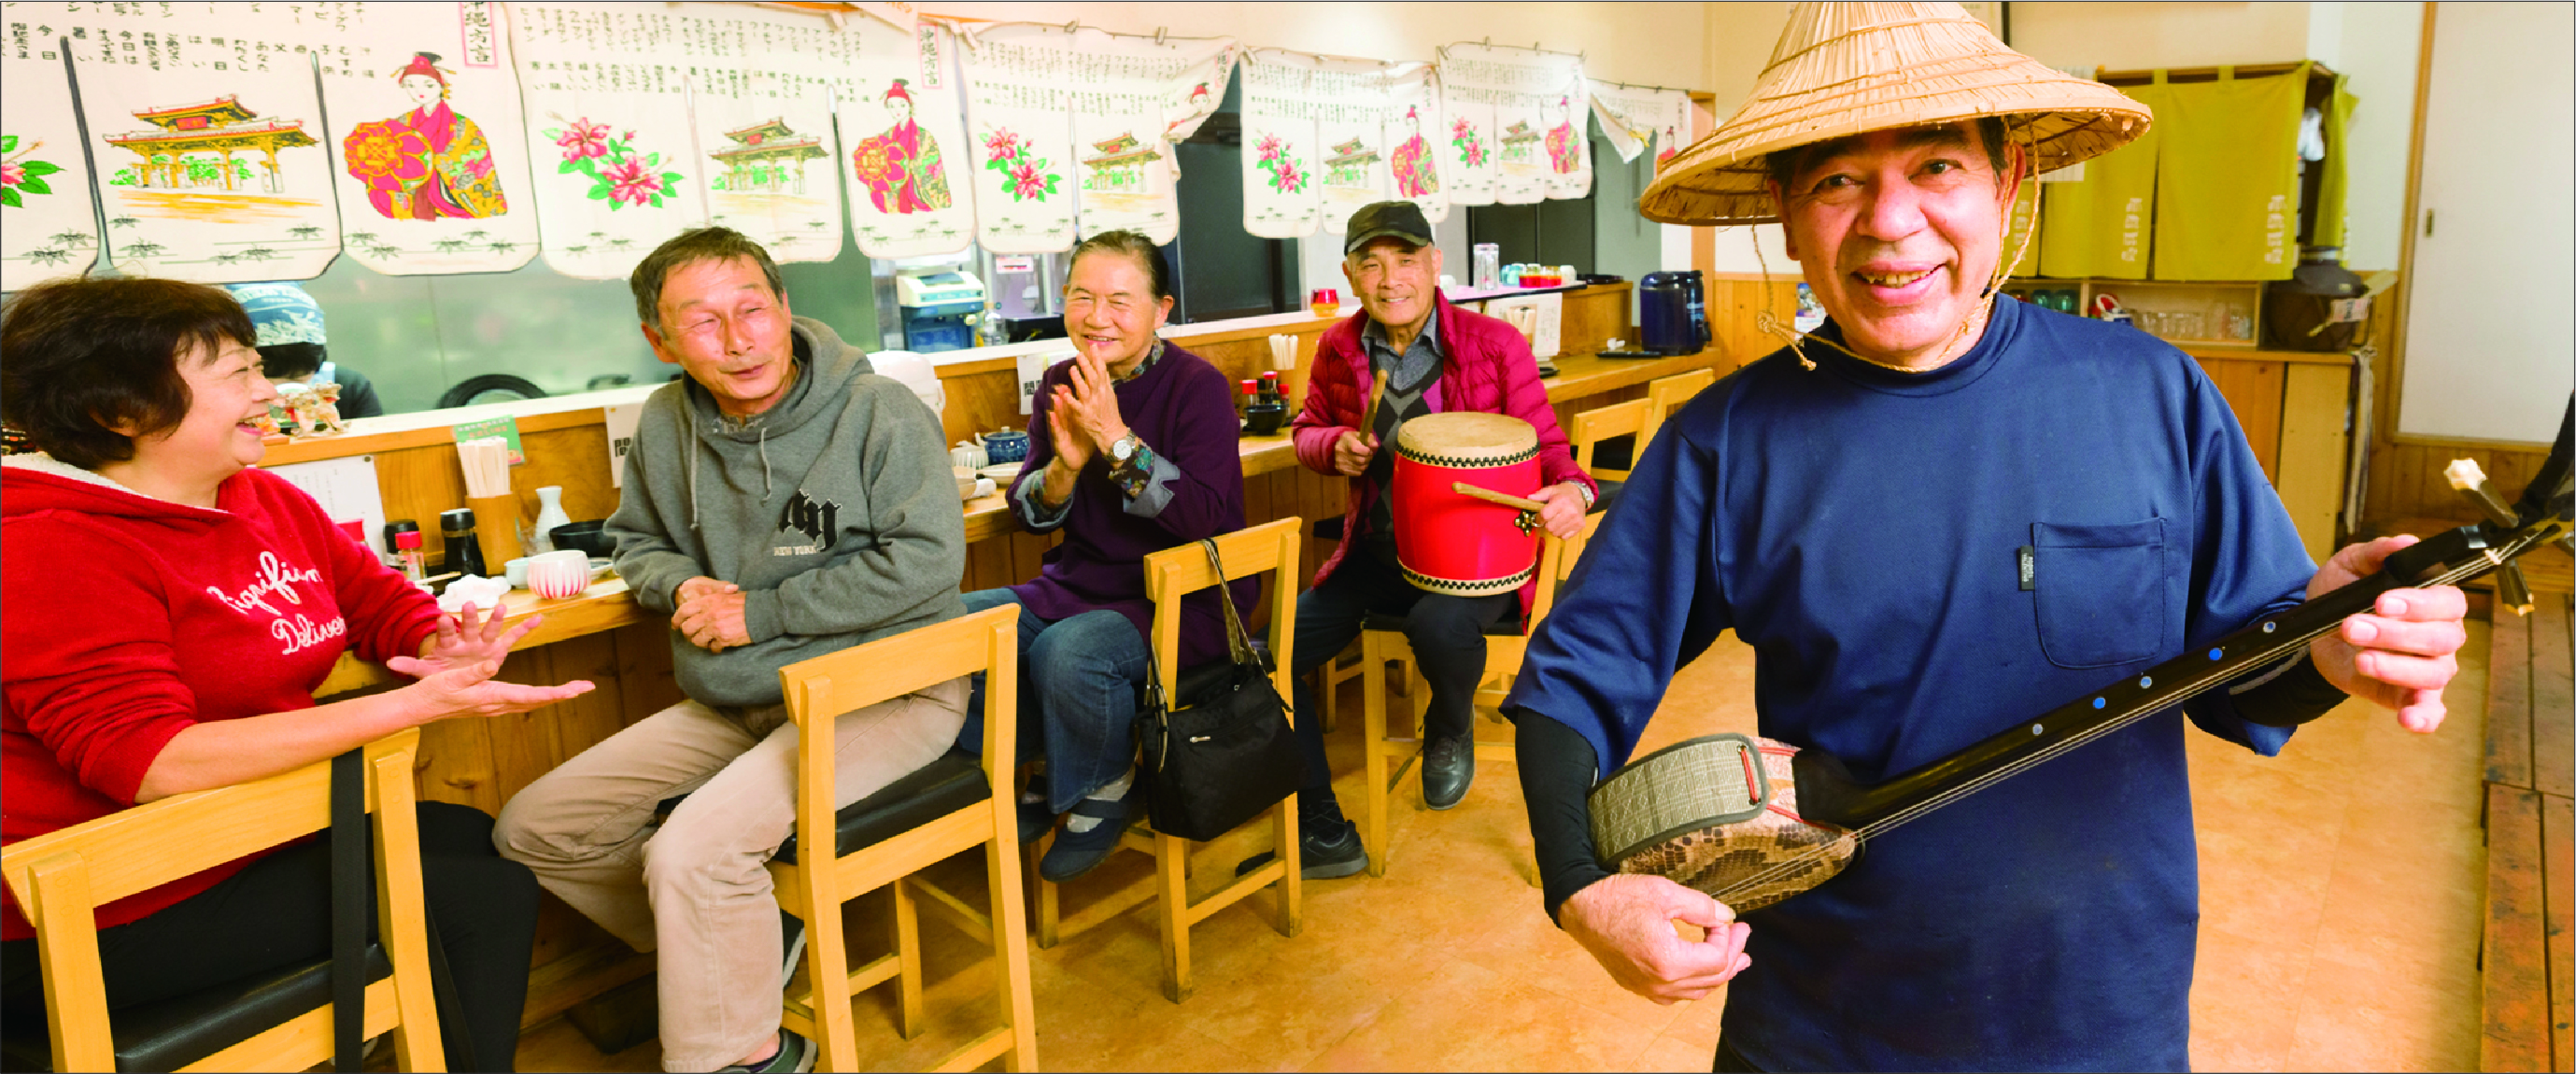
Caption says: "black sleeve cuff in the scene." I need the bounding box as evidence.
[2231,653,2349,727]
[1510,708,1616,926]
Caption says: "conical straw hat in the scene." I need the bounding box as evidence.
[1641,2,2151,226]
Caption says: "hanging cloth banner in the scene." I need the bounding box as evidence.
[2,38,100,291]
[663,3,847,264]
[1312,55,1406,233]
[323,2,537,276]
[2037,84,2161,280]
[1065,28,1236,244]
[509,3,708,281]
[955,22,1078,254]
[841,16,973,259]
[1440,43,1586,205]
[1239,49,1322,238]
[1588,80,1690,169]
[2151,64,2306,281]
[50,1,341,282]
[1383,64,1448,225]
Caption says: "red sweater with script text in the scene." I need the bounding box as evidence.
[1,457,441,940]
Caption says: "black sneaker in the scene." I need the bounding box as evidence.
[717,1029,815,1073]
[1422,734,1474,811]
[1235,817,1369,880]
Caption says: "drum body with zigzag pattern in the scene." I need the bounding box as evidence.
[1392,412,1541,597]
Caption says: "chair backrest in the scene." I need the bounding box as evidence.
[0,728,434,1073]
[1642,368,1716,451]
[775,604,1022,841]
[1523,530,1575,632]
[1568,398,1653,479]
[1139,518,1301,705]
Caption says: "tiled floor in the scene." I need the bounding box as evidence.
[517,622,2490,1072]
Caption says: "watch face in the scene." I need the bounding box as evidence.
[1114,437,1136,461]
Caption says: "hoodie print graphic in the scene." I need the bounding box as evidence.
[775,488,840,557]
[205,548,347,656]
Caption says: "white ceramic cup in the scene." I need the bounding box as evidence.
[503,557,533,589]
[525,549,591,600]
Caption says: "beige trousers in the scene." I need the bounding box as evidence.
[494,677,968,1071]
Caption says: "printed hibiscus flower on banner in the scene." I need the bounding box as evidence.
[1254,134,1308,195]
[1451,119,1488,169]
[0,134,64,208]
[540,114,686,212]
[555,119,610,163]
[342,120,432,192]
[980,126,1060,204]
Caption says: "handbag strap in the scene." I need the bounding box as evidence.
[1198,538,1259,668]
[329,749,366,1073]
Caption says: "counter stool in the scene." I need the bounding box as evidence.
[1357,530,1574,878]
[0,728,445,1072]
[767,604,1038,1073]
[1028,518,1304,1003]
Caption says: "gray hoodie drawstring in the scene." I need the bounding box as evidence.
[757,425,772,496]
[684,403,702,531]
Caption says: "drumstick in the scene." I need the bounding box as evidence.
[1358,368,1391,446]
[1451,482,1549,513]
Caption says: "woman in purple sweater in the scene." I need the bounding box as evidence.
[959,231,1255,882]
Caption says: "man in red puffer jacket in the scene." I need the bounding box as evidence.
[1270,201,1596,879]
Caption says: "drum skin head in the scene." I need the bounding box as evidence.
[1590,734,1859,913]
[1396,412,1538,465]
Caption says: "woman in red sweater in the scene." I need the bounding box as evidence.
[0,277,592,1070]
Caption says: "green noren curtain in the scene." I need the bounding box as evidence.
[2149,64,2309,281]
[2035,82,2163,280]
[2311,74,2357,250]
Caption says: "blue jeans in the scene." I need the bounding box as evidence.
[954,588,1152,814]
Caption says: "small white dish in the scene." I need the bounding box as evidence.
[979,463,1023,484]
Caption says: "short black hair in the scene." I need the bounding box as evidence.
[256,341,328,380]
[1763,117,2011,195]
[0,276,256,471]
[1068,229,1172,303]
[629,227,787,332]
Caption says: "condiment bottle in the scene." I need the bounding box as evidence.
[394,529,428,586]
[1258,371,1281,403]
[1241,379,1258,417]
[440,507,488,580]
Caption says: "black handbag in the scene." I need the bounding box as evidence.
[1134,538,1304,841]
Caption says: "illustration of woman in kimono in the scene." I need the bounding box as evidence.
[852,79,952,214]
[1545,94,1582,175]
[1390,106,1439,199]
[342,53,508,219]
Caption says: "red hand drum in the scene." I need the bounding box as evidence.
[1392,412,1542,597]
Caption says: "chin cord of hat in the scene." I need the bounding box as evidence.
[1754,115,2043,374]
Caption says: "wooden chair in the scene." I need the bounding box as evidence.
[1029,517,1304,1003]
[1568,397,1652,503]
[1356,529,1574,878]
[767,604,1037,1073]
[1642,368,1716,452]
[0,728,446,1073]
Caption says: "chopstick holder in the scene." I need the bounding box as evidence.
[457,437,522,569]
[1270,333,1310,411]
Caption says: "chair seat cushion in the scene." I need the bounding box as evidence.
[0,945,391,1073]
[772,751,992,865]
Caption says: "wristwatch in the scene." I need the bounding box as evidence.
[1110,433,1143,466]
[1574,482,1597,509]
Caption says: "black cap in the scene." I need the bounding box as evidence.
[1343,201,1434,255]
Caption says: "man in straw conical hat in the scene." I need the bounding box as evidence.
[1501,5,2468,1068]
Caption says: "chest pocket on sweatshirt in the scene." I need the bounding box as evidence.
[2030,518,2169,669]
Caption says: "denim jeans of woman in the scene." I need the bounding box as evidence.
[953,588,1152,812]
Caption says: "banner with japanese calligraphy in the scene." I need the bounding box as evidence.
[1383,64,1447,225]
[1064,29,1235,244]
[1440,44,1587,205]
[1588,80,1690,171]
[42,2,341,282]
[839,16,972,259]
[1239,49,1319,239]
[509,2,708,280]
[1312,56,1402,233]
[320,2,537,276]
[2,41,98,291]
[956,22,1076,254]
[661,3,848,264]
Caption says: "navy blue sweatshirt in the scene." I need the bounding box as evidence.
[1506,297,2315,1070]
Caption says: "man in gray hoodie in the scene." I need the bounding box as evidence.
[497,228,966,1074]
